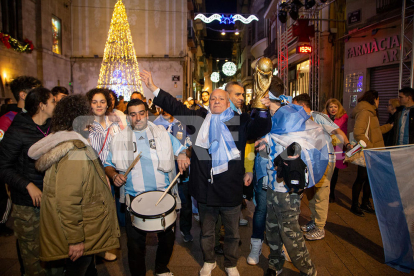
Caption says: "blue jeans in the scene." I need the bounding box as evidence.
[252,177,267,241]
[198,203,241,268]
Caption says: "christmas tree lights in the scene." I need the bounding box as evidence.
[97,0,143,100]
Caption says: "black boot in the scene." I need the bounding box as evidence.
[0,224,13,237]
[264,268,277,276]
[360,201,375,214]
[350,205,365,217]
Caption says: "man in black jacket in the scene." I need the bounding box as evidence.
[140,70,271,276]
[392,87,414,145]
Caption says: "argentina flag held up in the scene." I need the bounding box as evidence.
[364,145,414,273]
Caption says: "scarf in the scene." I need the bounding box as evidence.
[195,107,240,176]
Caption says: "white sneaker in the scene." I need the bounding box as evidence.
[247,238,263,265]
[225,267,240,276]
[239,218,248,226]
[200,262,216,276]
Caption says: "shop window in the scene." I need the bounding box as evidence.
[1,0,23,40]
[345,72,364,93]
[294,60,310,97]
[52,16,62,55]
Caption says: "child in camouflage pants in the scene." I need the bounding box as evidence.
[265,189,316,276]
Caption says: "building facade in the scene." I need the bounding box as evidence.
[0,0,202,102]
[343,0,410,130]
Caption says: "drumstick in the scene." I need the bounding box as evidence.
[124,152,142,177]
[155,172,181,206]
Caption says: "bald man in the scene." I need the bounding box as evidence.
[140,70,271,276]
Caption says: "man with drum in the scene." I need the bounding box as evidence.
[139,70,271,276]
[104,99,190,276]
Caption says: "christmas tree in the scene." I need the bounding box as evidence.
[97,0,143,100]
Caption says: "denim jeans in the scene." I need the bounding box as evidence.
[178,181,192,234]
[198,203,241,268]
[252,177,267,241]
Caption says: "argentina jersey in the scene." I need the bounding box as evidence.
[105,128,185,197]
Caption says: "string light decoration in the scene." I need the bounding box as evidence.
[97,0,143,100]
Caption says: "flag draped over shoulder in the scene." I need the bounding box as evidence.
[255,104,329,188]
[364,145,414,273]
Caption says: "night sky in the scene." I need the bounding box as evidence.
[202,0,239,60]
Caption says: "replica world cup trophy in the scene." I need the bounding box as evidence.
[252,57,273,110]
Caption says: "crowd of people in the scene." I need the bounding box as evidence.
[0,72,412,276]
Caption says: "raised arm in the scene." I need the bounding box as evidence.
[140,70,207,124]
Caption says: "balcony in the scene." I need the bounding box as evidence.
[264,39,276,59]
[250,37,268,59]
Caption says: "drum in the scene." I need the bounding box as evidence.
[130,191,177,232]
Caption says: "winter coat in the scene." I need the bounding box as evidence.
[351,101,392,149]
[153,89,271,207]
[0,112,51,207]
[28,131,120,261]
[392,105,414,145]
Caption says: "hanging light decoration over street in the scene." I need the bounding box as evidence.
[222,62,237,76]
[210,72,220,83]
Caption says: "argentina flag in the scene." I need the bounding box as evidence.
[364,145,414,273]
[255,104,329,188]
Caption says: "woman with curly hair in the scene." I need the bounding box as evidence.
[86,88,121,164]
[324,98,348,203]
[86,88,121,261]
[28,95,120,275]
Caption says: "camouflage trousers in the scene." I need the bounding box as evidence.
[266,190,316,276]
[12,204,67,276]
[12,204,45,276]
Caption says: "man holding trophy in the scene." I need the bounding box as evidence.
[139,65,271,276]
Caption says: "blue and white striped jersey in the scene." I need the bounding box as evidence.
[104,128,185,197]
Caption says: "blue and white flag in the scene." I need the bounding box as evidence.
[255,104,329,188]
[364,145,414,273]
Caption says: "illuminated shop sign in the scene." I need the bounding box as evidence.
[297,45,312,53]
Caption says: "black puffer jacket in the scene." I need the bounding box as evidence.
[0,112,51,207]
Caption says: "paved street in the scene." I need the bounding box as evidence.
[0,164,413,276]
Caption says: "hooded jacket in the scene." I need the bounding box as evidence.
[0,112,51,206]
[351,101,392,149]
[28,131,120,261]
